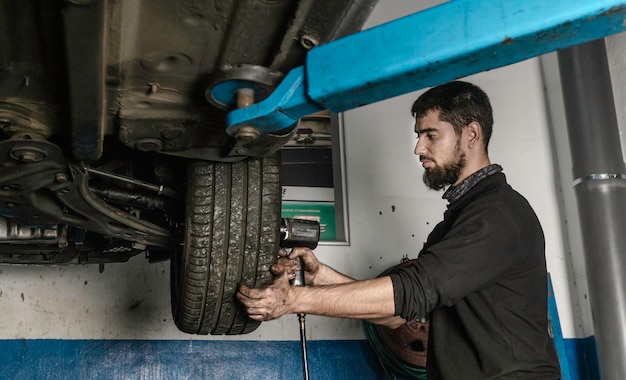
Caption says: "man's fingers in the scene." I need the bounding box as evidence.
[237,284,266,302]
[246,311,274,321]
[270,263,285,276]
[271,260,298,275]
[274,257,299,278]
[237,289,265,311]
[237,284,251,297]
[277,257,295,266]
[291,247,319,270]
[247,313,264,321]
[290,247,315,263]
[274,268,290,281]
[236,286,253,304]
[237,289,284,322]
[239,302,267,321]
[237,263,295,321]
[277,248,289,257]
[288,247,306,259]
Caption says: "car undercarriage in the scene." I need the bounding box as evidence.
[0,0,377,334]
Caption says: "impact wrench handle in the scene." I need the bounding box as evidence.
[280,218,320,380]
[293,257,309,380]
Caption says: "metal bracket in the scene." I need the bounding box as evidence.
[216,67,325,136]
[224,0,626,135]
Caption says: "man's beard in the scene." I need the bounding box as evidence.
[422,144,466,191]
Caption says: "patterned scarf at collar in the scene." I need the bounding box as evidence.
[442,164,503,205]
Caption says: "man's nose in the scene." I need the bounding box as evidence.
[414,139,426,156]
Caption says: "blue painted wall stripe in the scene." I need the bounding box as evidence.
[0,338,599,379]
[564,337,601,380]
[548,275,572,379]
[0,339,383,380]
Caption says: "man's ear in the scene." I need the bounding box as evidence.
[466,121,482,148]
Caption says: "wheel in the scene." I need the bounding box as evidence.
[171,155,281,334]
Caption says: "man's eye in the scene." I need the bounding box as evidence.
[427,134,436,139]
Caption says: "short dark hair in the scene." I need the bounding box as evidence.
[411,81,493,151]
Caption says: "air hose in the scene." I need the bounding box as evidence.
[363,320,427,379]
[363,263,428,380]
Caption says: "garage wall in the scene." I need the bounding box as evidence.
[0,1,608,379]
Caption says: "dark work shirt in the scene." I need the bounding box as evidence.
[389,171,561,379]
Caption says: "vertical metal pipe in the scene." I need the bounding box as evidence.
[557,39,626,379]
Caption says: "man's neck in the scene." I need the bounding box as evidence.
[443,163,503,204]
[453,158,491,187]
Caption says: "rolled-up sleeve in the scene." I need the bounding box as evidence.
[388,261,435,321]
[389,271,411,319]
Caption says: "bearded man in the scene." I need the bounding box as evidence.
[237,81,561,379]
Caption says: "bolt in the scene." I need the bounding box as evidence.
[18,151,38,162]
[10,147,45,163]
[161,128,184,140]
[132,242,147,250]
[234,88,260,141]
[232,147,247,155]
[55,173,68,183]
[236,88,254,108]
[235,126,260,141]
[135,138,163,152]
[300,35,319,50]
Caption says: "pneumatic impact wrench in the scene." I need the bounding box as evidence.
[280,218,321,380]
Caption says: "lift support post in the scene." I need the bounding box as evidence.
[216,0,626,135]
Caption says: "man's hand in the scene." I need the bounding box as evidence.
[285,247,354,286]
[279,247,322,285]
[237,262,295,321]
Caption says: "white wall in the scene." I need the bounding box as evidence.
[0,0,585,343]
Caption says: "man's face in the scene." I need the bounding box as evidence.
[414,110,466,190]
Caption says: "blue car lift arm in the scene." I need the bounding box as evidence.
[216,0,626,136]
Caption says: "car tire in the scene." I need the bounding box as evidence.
[171,155,281,334]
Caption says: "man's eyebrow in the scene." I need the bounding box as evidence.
[415,127,438,135]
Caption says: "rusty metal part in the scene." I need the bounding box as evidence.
[86,167,177,198]
[63,0,106,161]
[0,138,174,247]
[376,319,429,368]
[0,216,61,245]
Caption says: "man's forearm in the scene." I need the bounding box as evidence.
[292,276,396,320]
[315,263,355,285]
